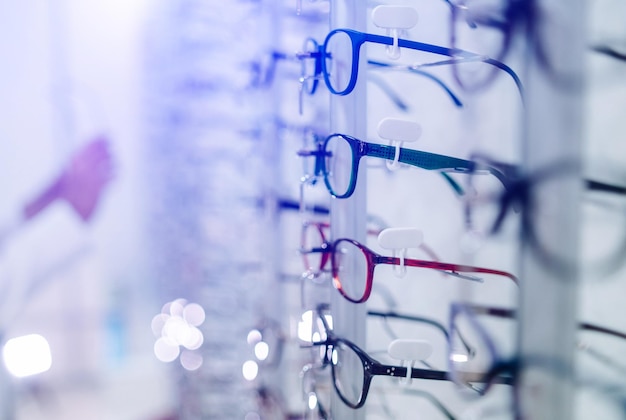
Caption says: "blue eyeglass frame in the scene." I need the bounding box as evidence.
[320,28,524,98]
[299,37,464,108]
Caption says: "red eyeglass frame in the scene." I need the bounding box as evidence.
[328,238,519,304]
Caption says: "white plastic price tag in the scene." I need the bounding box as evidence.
[371,5,419,59]
[378,227,423,277]
[377,118,422,171]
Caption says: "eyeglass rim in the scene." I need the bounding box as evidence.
[447,0,515,92]
[447,302,503,395]
[300,37,322,96]
[321,134,360,199]
[300,221,332,275]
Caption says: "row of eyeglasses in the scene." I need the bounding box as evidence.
[247,1,626,418]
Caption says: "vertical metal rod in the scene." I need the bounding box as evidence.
[329,2,367,419]
[518,0,585,418]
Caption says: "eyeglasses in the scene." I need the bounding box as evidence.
[309,304,464,410]
[300,356,459,420]
[463,154,626,278]
[445,0,626,91]
[300,226,518,304]
[299,221,440,278]
[443,0,535,92]
[447,302,626,404]
[296,37,465,114]
[318,28,523,98]
[297,133,513,199]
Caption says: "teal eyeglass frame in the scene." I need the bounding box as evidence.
[297,133,513,199]
[320,28,524,99]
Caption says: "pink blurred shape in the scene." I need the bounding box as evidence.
[23,136,115,223]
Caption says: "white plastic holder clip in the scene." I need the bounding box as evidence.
[387,339,433,385]
[371,5,419,60]
[378,227,423,278]
[377,118,422,171]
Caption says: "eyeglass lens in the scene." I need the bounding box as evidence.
[449,305,516,394]
[449,0,509,90]
[323,30,354,94]
[332,239,370,303]
[330,341,366,407]
[301,222,328,275]
[323,134,354,198]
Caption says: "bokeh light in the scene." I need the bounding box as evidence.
[3,334,52,378]
[152,298,206,368]
[242,360,258,381]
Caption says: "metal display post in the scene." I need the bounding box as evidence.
[518,0,585,418]
[329,2,367,420]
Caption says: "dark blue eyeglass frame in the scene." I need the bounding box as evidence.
[320,28,524,98]
[448,302,626,417]
[464,153,626,278]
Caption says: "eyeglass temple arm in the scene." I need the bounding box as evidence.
[363,32,524,99]
[370,363,449,382]
[585,179,626,196]
[368,310,474,356]
[375,255,519,286]
[590,44,626,61]
[276,197,330,215]
[363,142,512,196]
[471,153,626,198]
[399,388,457,420]
[367,59,464,108]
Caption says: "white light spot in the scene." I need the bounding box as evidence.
[154,337,180,362]
[247,329,262,345]
[183,303,205,326]
[151,313,169,337]
[169,298,187,317]
[298,310,313,342]
[179,350,203,371]
[181,326,204,350]
[254,342,269,361]
[3,334,52,378]
[163,316,190,346]
[451,353,469,363]
[242,360,258,381]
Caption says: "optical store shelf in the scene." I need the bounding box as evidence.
[252,1,626,419]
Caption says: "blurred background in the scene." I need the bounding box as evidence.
[1,0,625,419]
[0,1,281,418]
